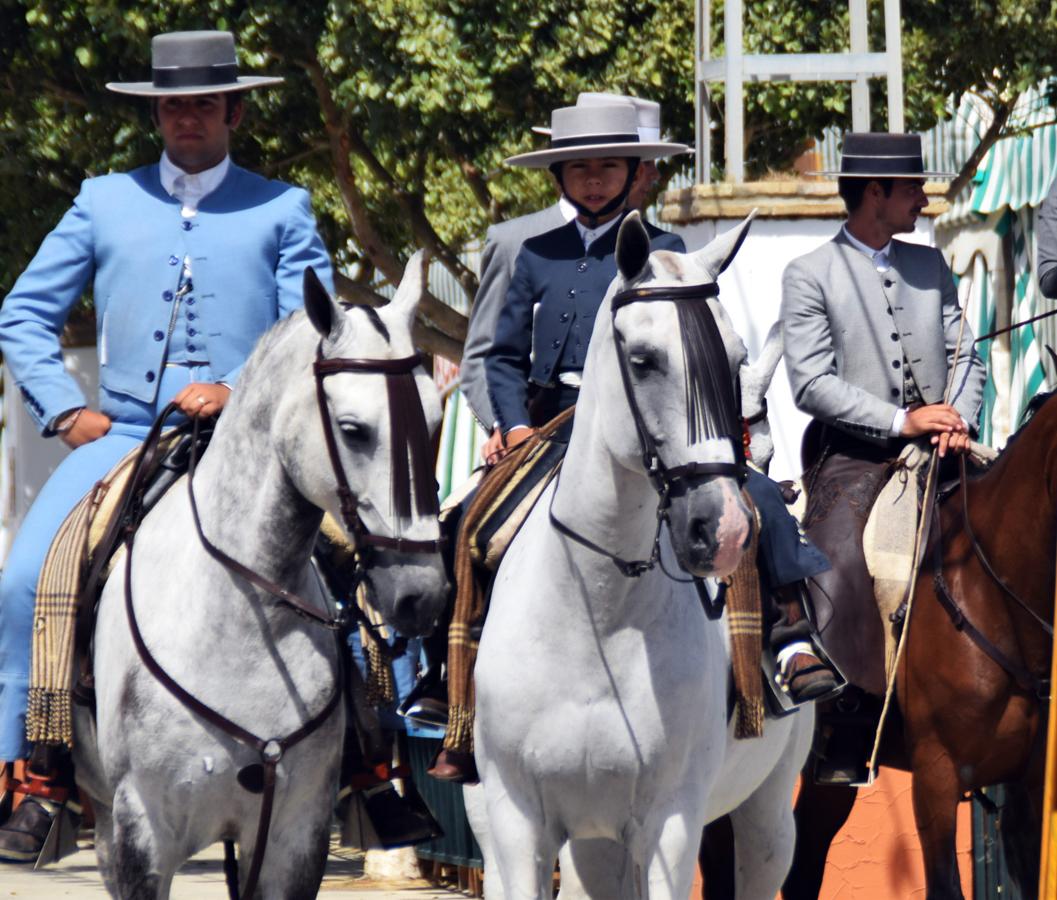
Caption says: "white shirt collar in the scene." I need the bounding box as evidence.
[160,152,231,217]
[558,195,578,222]
[574,212,622,250]
[842,224,892,271]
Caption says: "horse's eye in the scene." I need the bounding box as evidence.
[339,419,370,443]
[628,352,657,376]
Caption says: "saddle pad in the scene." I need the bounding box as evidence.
[27,430,190,747]
[863,439,998,683]
[465,407,574,571]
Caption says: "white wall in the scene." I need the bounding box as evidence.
[673,216,936,482]
[0,349,98,565]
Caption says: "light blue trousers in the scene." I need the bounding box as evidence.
[0,365,209,760]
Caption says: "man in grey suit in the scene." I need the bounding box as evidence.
[459,91,669,435]
[781,132,985,700]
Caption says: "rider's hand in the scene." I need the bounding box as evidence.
[934,430,972,458]
[482,425,536,466]
[60,409,112,449]
[173,382,231,419]
[900,403,967,440]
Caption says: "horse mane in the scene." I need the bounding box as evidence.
[968,388,1057,478]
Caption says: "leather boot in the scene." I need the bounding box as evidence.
[772,586,841,704]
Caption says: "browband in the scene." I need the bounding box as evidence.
[611,282,721,311]
[314,354,421,376]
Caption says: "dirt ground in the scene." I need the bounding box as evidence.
[0,840,460,898]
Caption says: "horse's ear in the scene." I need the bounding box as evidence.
[388,250,427,319]
[616,211,651,281]
[304,266,343,338]
[694,209,757,281]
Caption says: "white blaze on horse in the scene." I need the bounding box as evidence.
[72,256,448,899]
[474,213,813,900]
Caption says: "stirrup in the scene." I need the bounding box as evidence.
[34,800,82,869]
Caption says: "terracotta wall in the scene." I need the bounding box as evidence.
[690,769,972,898]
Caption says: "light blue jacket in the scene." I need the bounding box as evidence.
[0,162,333,433]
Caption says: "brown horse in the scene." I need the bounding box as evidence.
[780,392,1057,900]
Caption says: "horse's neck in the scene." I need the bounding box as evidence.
[191,402,321,585]
[551,404,662,593]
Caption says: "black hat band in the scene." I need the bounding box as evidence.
[153,63,239,88]
[550,132,640,149]
[840,155,925,176]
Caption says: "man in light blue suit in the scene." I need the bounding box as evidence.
[0,30,332,862]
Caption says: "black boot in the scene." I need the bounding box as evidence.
[0,747,81,865]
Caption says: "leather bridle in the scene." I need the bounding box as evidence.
[549,282,746,610]
[121,343,445,900]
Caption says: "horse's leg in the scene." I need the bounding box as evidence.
[781,776,857,900]
[109,781,175,900]
[250,805,331,900]
[910,747,964,900]
[486,790,560,900]
[91,800,120,897]
[640,803,706,900]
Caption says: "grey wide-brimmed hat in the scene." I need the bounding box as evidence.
[532,92,672,144]
[812,132,955,179]
[506,103,690,168]
[106,30,284,97]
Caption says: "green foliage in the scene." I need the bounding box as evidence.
[3,0,1057,305]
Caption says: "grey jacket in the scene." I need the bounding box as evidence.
[460,203,567,428]
[781,231,985,443]
[1037,175,1057,298]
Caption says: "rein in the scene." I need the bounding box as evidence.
[548,281,745,618]
[121,344,444,900]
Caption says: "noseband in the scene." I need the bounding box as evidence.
[550,282,746,599]
[314,345,444,555]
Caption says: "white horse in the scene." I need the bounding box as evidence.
[474,214,813,899]
[72,256,448,899]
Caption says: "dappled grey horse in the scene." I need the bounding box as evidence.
[474,213,813,899]
[72,255,448,899]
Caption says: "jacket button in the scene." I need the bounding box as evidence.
[153,330,164,341]
[892,360,901,369]
[168,255,179,266]
[577,262,588,273]
[891,332,898,341]
[567,289,576,298]
[891,388,900,398]
[188,328,197,337]
[145,371,156,383]
[559,312,569,322]
[551,339,561,349]
[886,307,893,316]
[187,343,197,353]
[187,297,195,306]
[163,290,174,302]
[884,280,893,287]
[182,221,192,231]
[188,312,197,321]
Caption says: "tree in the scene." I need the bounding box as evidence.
[0,0,701,359]
[4,0,1057,360]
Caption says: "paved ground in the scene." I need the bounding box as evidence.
[0,841,460,898]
